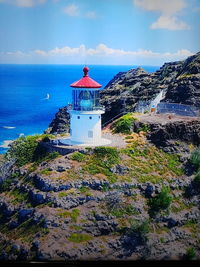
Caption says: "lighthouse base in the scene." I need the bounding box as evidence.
[59,137,111,147]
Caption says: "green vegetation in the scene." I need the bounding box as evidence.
[111,113,137,134]
[82,147,120,183]
[0,177,14,192]
[70,151,87,162]
[6,134,60,167]
[194,172,200,184]
[125,219,150,243]
[0,172,22,192]
[190,148,200,170]
[40,169,52,176]
[123,143,183,184]
[78,186,92,196]
[0,218,49,243]
[9,189,29,205]
[68,233,93,243]
[171,197,194,213]
[148,187,173,215]
[58,209,80,223]
[184,247,196,260]
[110,204,139,217]
[136,124,150,133]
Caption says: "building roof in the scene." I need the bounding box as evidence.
[70,66,102,88]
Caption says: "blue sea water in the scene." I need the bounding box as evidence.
[0,64,159,154]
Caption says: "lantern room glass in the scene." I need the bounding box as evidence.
[72,89,103,111]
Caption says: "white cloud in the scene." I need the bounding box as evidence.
[134,0,190,30]
[0,0,47,7]
[34,49,47,56]
[63,4,97,19]
[1,44,194,65]
[151,15,190,30]
[32,44,193,61]
[134,0,186,15]
[63,4,80,16]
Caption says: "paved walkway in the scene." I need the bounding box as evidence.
[41,132,127,155]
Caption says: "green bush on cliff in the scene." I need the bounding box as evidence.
[111,113,137,134]
[191,148,200,170]
[70,152,87,162]
[148,186,173,215]
[6,134,60,167]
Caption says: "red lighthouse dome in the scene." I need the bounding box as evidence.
[70,66,102,88]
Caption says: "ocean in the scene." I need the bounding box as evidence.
[0,64,159,154]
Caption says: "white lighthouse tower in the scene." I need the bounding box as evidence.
[61,66,110,146]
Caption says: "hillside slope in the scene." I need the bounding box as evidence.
[0,127,199,261]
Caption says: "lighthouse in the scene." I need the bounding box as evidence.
[61,67,110,146]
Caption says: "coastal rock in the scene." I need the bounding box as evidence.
[45,106,70,135]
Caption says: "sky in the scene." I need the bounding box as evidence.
[0,0,199,66]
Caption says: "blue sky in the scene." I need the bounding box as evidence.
[0,0,199,65]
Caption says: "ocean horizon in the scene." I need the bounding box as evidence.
[0,64,160,154]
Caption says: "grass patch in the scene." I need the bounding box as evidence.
[70,152,87,162]
[9,189,29,205]
[82,147,120,183]
[40,169,52,176]
[68,233,93,243]
[171,197,194,213]
[110,204,139,217]
[123,143,183,184]
[0,218,49,243]
[58,189,76,197]
[57,209,80,223]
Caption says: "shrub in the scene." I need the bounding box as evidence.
[6,134,60,167]
[184,247,196,260]
[0,177,13,192]
[6,136,39,167]
[126,219,150,243]
[194,171,200,184]
[111,113,137,134]
[148,187,173,215]
[190,148,200,170]
[136,124,150,133]
[70,152,86,162]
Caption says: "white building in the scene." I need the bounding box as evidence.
[60,67,110,146]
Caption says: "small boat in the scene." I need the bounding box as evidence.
[2,126,16,129]
[45,93,50,100]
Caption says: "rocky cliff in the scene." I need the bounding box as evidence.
[100,52,200,123]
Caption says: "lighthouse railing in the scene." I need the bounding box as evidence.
[67,104,105,112]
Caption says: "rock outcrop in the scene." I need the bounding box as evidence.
[100,52,200,123]
[45,107,70,135]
